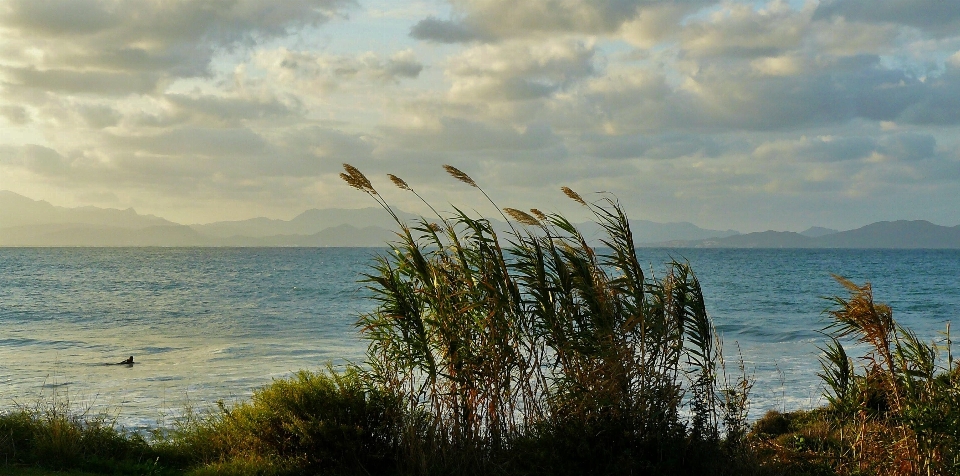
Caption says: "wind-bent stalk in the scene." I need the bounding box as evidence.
[342,164,745,474]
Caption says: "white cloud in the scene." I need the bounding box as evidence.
[2,0,959,230]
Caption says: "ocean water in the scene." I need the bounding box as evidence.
[1,247,958,430]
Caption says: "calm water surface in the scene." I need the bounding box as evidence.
[1,247,958,430]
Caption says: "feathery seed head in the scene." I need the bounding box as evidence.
[504,208,540,226]
[529,208,547,221]
[342,163,375,193]
[388,174,411,191]
[561,186,586,205]
[340,173,363,190]
[443,165,477,188]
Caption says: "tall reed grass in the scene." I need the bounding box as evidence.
[341,164,752,474]
[751,276,960,476]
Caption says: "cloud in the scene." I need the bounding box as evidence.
[750,132,938,174]
[410,16,484,43]
[388,117,560,152]
[679,1,813,58]
[411,0,712,43]
[3,0,960,230]
[446,39,599,102]
[251,48,423,94]
[878,133,936,162]
[814,0,960,37]
[0,0,356,92]
[0,105,30,124]
[0,144,73,176]
[1,66,162,95]
[76,104,122,128]
[575,133,724,160]
[163,93,301,124]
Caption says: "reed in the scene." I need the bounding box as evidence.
[343,164,752,474]
[752,276,960,476]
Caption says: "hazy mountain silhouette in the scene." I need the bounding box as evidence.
[800,226,839,238]
[3,190,955,248]
[0,190,175,229]
[672,221,960,249]
[189,208,418,238]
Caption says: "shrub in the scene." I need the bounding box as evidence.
[163,366,405,475]
[0,396,156,474]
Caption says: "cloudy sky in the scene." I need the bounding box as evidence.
[1,0,958,231]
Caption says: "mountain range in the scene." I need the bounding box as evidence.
[1,190,957,248]
[667,220,960,249]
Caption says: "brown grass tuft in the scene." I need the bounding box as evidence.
[504,207,540,226]
[342,163,375,193]
[388,174,411,191]
[560,186,586,205]
[443,164,477,187]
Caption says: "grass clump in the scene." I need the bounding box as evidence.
[341,164,753,475]
[749,277,960,476]
[155,366,406,475]
[0,397,160,474]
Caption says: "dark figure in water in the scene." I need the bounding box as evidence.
[118,356,134,365]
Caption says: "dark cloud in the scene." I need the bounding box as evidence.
[879,133,936,162]
[258,48,423,91]
[106,127,270,158]
[0,144,72,176]
[76,104,122,128]
[411,0,712,43]
[0,105,29,124]
[410,17,483,43]
[382,54,424,79]
[165,94,301,123]
[1,0,118,35]
[814,0,960,37]
[0,0,356,91]
[1,67,162,95]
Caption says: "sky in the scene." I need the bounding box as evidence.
[1,0,959,232]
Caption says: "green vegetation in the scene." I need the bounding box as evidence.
[0,396,163,475]
[749,277,960,476]
[338,164,753,474]
[2,165,958,475]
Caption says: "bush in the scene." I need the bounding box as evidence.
[0,397,157,474]
[163,366,405,475]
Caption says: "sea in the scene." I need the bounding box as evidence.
[1,247,958,431]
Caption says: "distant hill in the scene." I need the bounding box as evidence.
[211,225,396,247]
[571,219,738,245]
[816,220,960,248]
[0,191,409,247]
[0,190,175,229]
[3,190,954,248]
[800,226,839,238]
[671,221,960,249]
[189,208,418,238]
